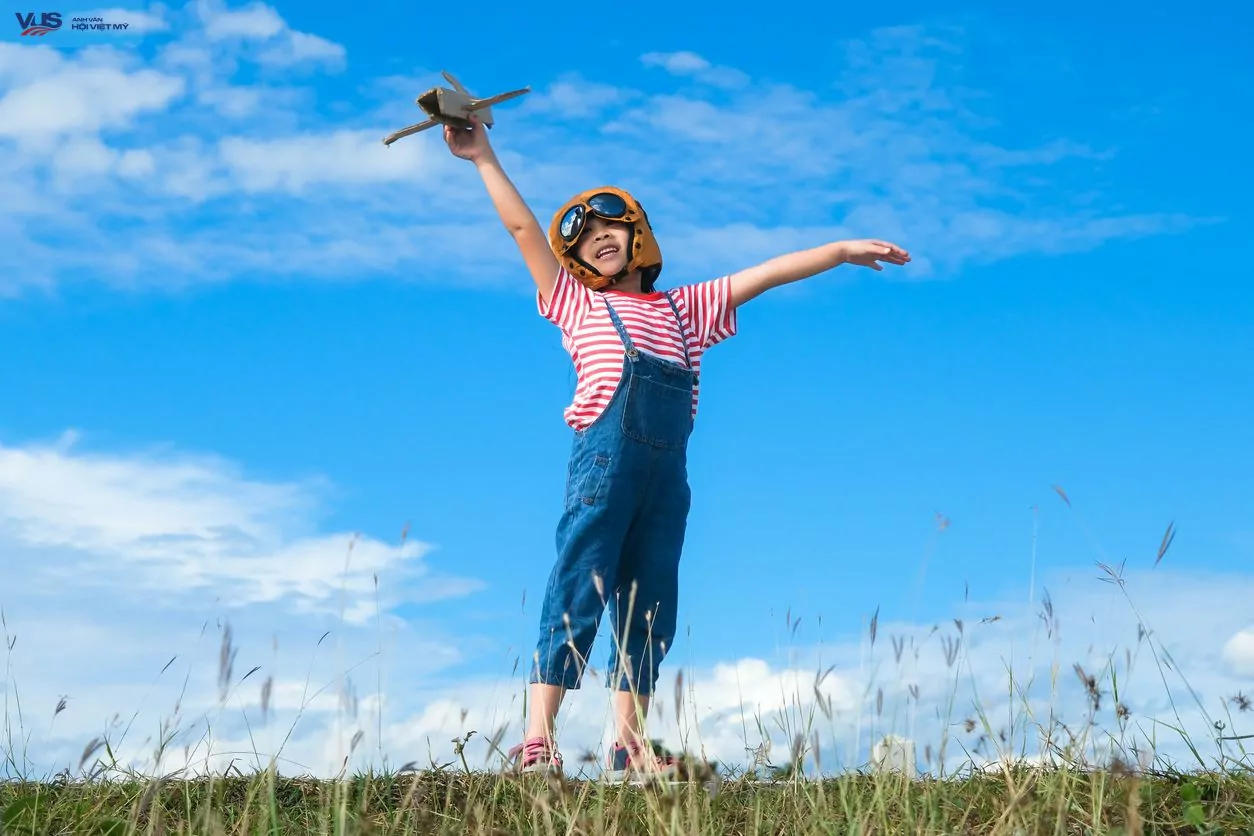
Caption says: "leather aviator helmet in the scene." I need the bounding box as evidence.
[548,186,662,291]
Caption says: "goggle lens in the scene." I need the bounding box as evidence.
[587,192,628,218]
[558,192,631,243]
[559,205,585,241]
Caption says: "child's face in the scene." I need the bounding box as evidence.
[575,215,631,278]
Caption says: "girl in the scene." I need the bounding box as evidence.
[444,115,909,783]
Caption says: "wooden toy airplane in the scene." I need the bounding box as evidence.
[382,71,531,146]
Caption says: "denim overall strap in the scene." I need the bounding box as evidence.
[601,297,639,359]
[601,293,693,370]
[662,291,693,370]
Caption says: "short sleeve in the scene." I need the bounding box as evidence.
[537,266,594,335]
[675,275,738,349]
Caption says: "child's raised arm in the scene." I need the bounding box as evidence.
[727,239,911,308]
[445,116,559,304]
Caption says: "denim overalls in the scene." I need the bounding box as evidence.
[531,292,695,697]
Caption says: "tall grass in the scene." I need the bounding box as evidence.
[2,517,1252,834]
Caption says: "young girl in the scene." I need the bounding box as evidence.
[444,115,910,783]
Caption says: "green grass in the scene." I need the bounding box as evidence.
[1,763,1252,834]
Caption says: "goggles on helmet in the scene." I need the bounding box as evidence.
[557,192,631,244]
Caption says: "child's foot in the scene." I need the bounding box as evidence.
[507,736,563,775]
[602,739,682,785]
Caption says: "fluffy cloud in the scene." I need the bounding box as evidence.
[1222,628,1254,676]
[0,430,486,780]
[217,129,448,192]
[194,0,345,67]
[640,51,750,89]
[0,431,480,620]
[0,54,184,140]
[0,10,1201,294]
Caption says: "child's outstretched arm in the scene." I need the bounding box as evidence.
[727,239,911,308]
[445,116,560,304]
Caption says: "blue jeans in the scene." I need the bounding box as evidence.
[530,295,694,696]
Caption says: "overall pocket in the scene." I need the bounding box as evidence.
[568,453,611,508]
[620,373,694,450]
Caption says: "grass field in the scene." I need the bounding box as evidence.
[1,759,1251,834]
[3,545,1252,834]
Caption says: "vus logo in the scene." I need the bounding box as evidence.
[16,12,62,36]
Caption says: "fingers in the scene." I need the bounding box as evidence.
[871,240,911,264]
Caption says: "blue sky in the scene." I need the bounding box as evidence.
[1,1,1252,779]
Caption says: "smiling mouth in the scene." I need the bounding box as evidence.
[595,245,620,260]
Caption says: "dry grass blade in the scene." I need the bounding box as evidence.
[261,675,273,720]
[813,681,832,720]
[1155,520,1176,567]
[869,606,879,646]
[674,670,684,727]
[1052,484,1071,507]
[78,736,104,772]
[218,623,238,704]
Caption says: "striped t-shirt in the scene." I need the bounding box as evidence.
[538,267,738,430]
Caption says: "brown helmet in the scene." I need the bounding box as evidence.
[548,186,662,291]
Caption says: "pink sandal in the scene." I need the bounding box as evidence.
[507,736,563,774]
[603,739,681,784]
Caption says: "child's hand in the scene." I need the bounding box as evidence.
[444,114,493,163]
[840,239,911,271]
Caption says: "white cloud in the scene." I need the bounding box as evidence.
[217,129,447,192]
[641,51,750,89]
[0,432,480,618]
[50,137,119,177]
[197,0,285,40]
[257,30,345,68]
[0,429,489,781]
[0,61,184,140]
[195,85,266,117]
[1222,628,1254,676]
[117,147,156,177]
[194,0,345,68]
[0,18,1205,294]
[521,77,637,119]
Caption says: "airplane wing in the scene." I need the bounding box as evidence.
[466,87,532,112]
[382,118,438,146]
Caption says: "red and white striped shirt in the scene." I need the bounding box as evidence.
[538,267,738,430]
